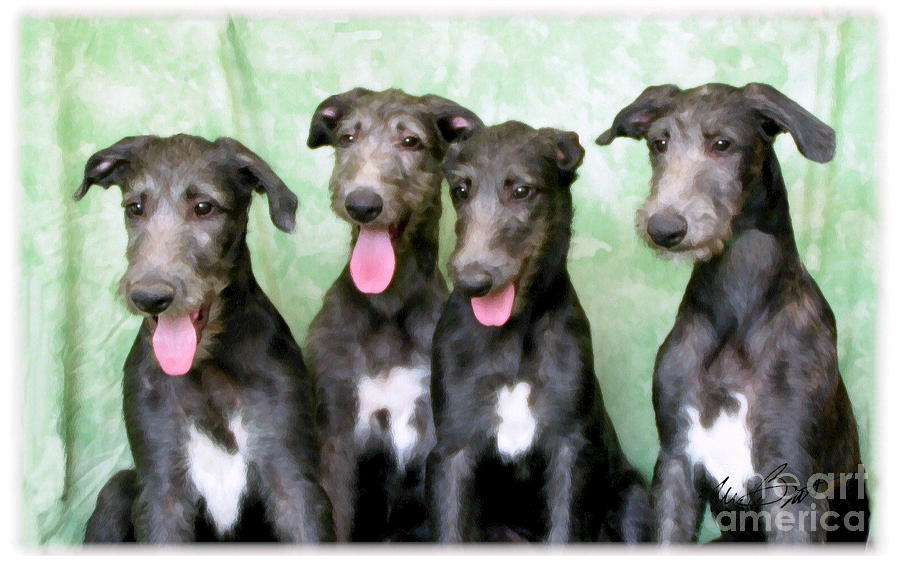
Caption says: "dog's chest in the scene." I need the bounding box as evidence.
[493,381,538,461]
[684,392,755,497]
[355,366,429,469]
[185,415,249,535]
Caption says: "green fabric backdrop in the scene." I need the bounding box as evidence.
[20,16,878,546]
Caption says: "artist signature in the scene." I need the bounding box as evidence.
[711,463,826,509]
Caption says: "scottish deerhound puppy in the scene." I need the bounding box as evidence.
[78,134,333,543]
[429,121,651,543]
[597,83,870,543]
[305,88,483,542]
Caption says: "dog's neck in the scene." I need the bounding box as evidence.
[347,191,444,318]
[732,149,798,244]
[205,238,261,343]
[516,197,575,324]
[686,148,805,334]
[220,240,258,306]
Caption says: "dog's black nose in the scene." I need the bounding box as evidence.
[345,189,383,223]
[647,213,688,248]
[130,284,175,315]
[456,272,493,298]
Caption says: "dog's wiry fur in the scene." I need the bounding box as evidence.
[597,83,870,543]
[305,88,483,542]
[85,470,138,543]
[429,121,651,543]
[78,134,333,543]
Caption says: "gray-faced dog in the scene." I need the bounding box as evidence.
[305,88,483,541]
[597,83,870,543]
[78,134,333,543]
[429,121,651,543]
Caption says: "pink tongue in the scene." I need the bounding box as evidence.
[350,227,396,294]
[470,284,516,327]
[152,314,198,376]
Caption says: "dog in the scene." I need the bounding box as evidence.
[596,82,870,543]
[78,134,333,543]
[428,121,651,543]
[304,88,483,541]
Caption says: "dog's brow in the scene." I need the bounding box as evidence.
[185,183,224,201]
[120,190,145,206]
[647,120,671,139]
[505,164,540,187]
[339,120,363,136]
[701,125,740,140]
[449,163,479,181]
[392,117,428,140]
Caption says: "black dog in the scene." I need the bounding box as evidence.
[78,134,333,543]
[305,88,483,542]
[597,83,870,543]
[428,121,651,543]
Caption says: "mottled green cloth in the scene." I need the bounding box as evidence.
[20,16,877,546]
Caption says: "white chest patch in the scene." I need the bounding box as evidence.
[186,415,249,535]
[355,366,429,469]
[685,393,755,498]
[495,382,537,461]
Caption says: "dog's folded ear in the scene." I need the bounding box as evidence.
[542,129,585,172]
[422,95,484,144]
[540,129,585,185]
[216,137,299,233]
[306,87,373,149]
[742,83,836,163]
[595,85,681,145]
[74,136,158,200]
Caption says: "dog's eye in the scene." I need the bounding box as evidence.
[451,184,469,201]
[652,138,668,153]
[712,139,732,152]
[338,134,355,147]
[125,202,144,217]
[400,136,421,149]
[512,186,533,200]
[194,202,214,216]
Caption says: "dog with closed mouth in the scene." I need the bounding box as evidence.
[596,82,870,543]
[79,134,333,543]
[305,88,483,542]
[428,121,651,543]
